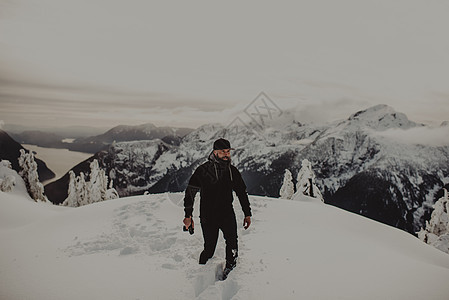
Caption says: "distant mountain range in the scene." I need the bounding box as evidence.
[44,105,449,235]
[5,125,108,139]
[68,123,193,153]
[11,123,194,153]
[10,130,68,149]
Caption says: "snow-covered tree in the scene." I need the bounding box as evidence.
[279,169,294,200]
[1,160,12,169]
[294,159,324,202]
[88,159,108,203]
[418,188,449,254]
[0,160,16,192]
[77,172,89,206]
[18,149,48,202]
[0,175,16,192]
[62,159,119,207]
[105,180,119,200]
[62,171,78,207]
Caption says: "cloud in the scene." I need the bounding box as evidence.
[374,126,449,147]
[1,0,449,129]
[289,98,373,124]
[0,77,231,128]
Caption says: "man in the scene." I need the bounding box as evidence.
[183,138,252,277]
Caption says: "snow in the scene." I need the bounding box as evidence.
[0,163,67,229]
[1,191,449,300]
[0,191,65,230]
[347,104,417,131]
[61,138,75,143]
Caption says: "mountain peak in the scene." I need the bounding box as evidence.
[347,104,416,130]
[108,123,157,133]
[349,104,395,120]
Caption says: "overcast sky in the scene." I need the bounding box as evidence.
[1,0,448,131]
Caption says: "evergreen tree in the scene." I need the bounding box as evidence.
[62,171,78,206]
[18,149,48,202]
[279,169,294,199]
[0,175,15,192]
[1,160,12,169]
[88,159,109,203]
[294,159,324,202]
[418,188,449,253]
[62,159,119,207]
[88,160,104,203]
[105,180,119,200]
[77,172,88,206]
[0,160,16,192]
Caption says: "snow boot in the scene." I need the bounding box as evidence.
[221,266,233,280]
[220,261,236,280]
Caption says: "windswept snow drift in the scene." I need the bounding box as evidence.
[1,192,449,300]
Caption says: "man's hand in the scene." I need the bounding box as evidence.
[183,217,193,229]
[243,216,251,230]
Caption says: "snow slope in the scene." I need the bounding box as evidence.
[0,162,64,229]
[1,192,449,300]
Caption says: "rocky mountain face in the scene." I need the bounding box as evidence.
[45,105,449,235]
[0,130,55,182]
[296,106,448,233]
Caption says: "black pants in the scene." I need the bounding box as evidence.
[199,214,238,268]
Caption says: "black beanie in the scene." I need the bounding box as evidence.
[213,138,234,150]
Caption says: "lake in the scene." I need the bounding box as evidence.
[23,144,92,185]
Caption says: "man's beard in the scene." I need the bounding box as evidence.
[218,156,231,163]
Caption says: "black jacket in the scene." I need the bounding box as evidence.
[183,152,252,219]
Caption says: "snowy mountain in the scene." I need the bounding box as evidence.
[0,129,55,182]
[1,190,449,299]
[45,105,449,235]
[345,104,418,130]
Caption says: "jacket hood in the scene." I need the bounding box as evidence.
[208,150,231,166]
[208,150,233,182]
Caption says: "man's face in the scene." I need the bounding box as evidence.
[214,149,231,161]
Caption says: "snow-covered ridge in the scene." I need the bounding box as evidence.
[1,191,449,300]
